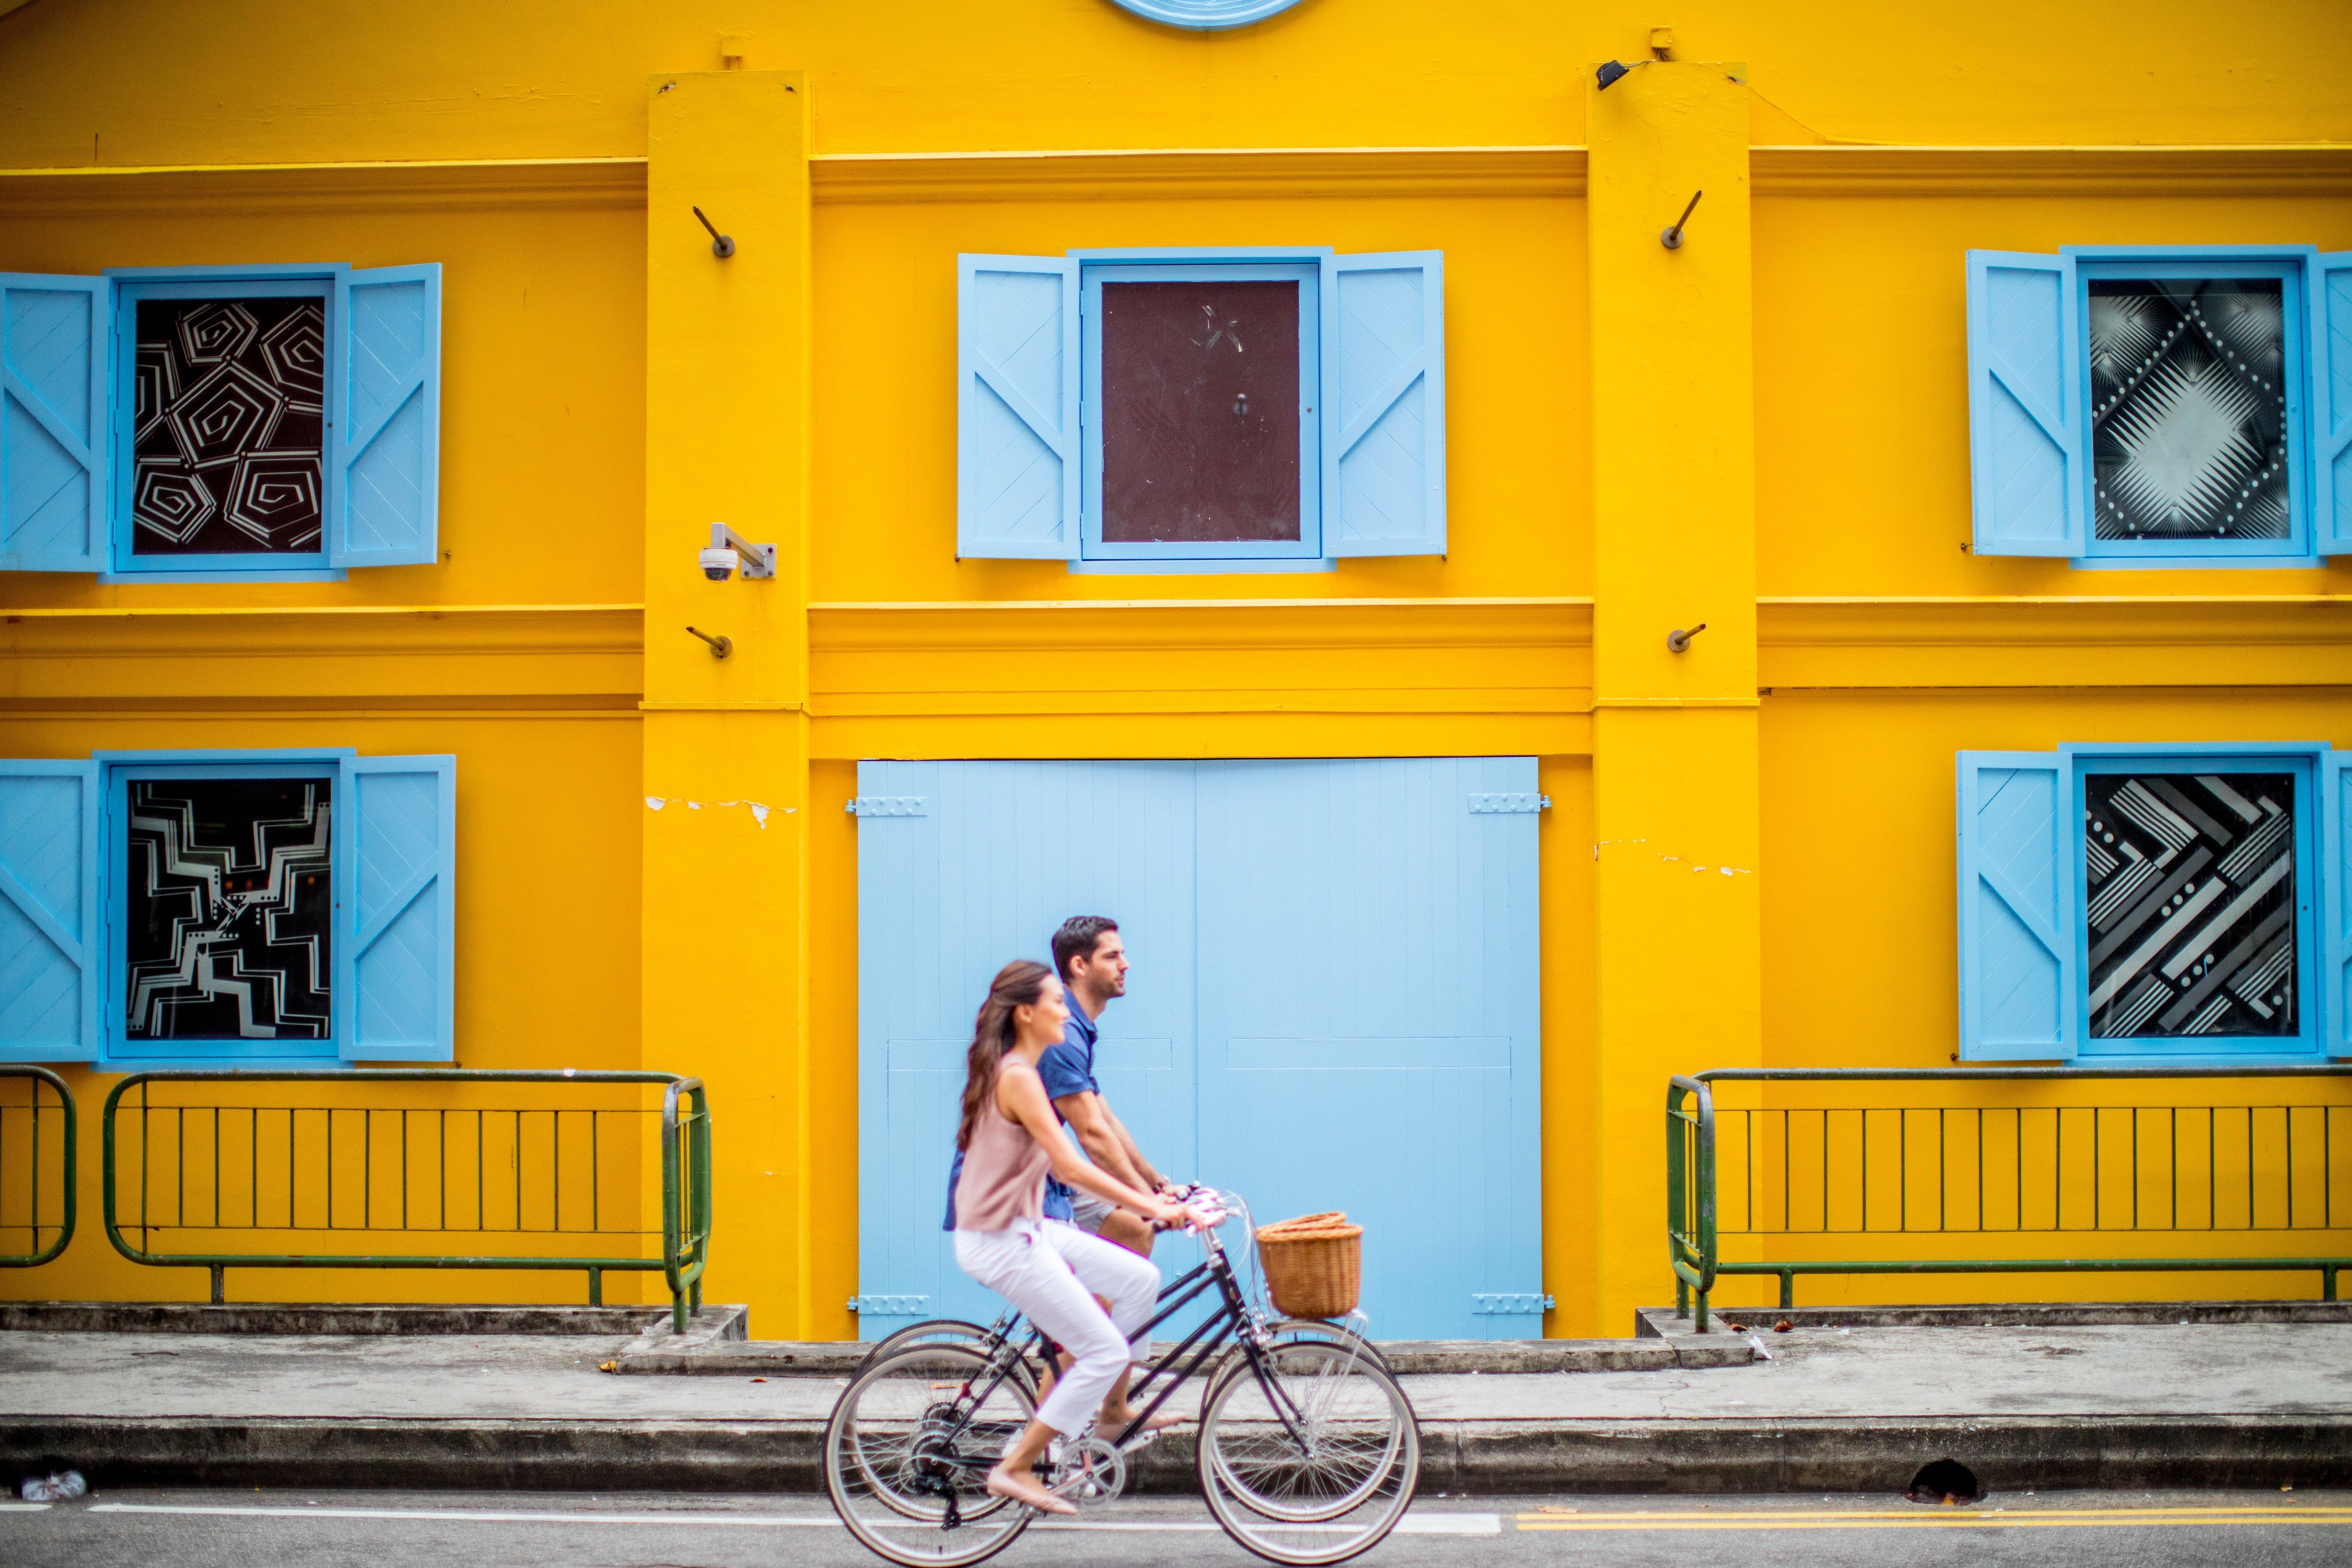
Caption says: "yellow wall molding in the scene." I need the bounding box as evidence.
[809,145,1587,203]
[1751,144,2352,197]
[0,157,648,215]
[810,597,1592,653]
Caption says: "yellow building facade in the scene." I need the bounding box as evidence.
[1,0,2347,1338]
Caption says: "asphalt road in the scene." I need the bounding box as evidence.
[4,1488,2350,1567]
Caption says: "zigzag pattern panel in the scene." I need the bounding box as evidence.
[2088,278,2288,542]
[0,774,85,1051]
[2086,772,2296,1038]
[124,779,330,1041]
[131,297,325,556]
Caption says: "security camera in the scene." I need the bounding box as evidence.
[699,522,776,581]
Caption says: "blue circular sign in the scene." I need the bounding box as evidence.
[1104,0,1309,30]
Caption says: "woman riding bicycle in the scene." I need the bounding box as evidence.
[948,959,1199,1516]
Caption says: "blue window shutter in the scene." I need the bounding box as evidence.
[2323,749,2351,1058]
[0,760,99,1061]
[1956,751,2078,1060]
[0,275,108,573]
[330,264,441,568]
[956,255,1078,559]
[2313,252,2352,558]
[338,754,456,1061]
[1965,251,2084,557]
[1321,251,1445,557]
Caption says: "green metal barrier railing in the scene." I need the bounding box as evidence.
[103,1070,712,1330]
[1668,1065,2352,1332]
[1,1066,75,1268]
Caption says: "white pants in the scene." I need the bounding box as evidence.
[954,1216,1160,1436]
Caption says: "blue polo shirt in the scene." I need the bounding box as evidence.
[942,1005,1096,1230]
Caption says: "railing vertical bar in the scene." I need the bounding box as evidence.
[553,1108,563,1232]
[2208,1106,2217,1232]
[249,1107,259,1228]
[401,1108,410,1232]
[175,1106,185,1228]
[363,1109,372,1231]
[325,1106,334,1230]
[2170,1106,2179,1230]
[2091,1106,2100,1232]
[2247,1106,2255,1231]
[2285,1105,2295,1230]
[475,1110,484,1233]
[1976,1107,1985,1232]
[2131,1107,2139,1231]
[513,1109,523,1232]
[212,1107,221,1229]
[1819,1109,1829,1233]
[22,1092,33,1248]
[1938,1107,1948,1233]
[1861,1109,1869,1234]
[1899,1108,1909,1232]
[139,1081,150,1243]
[2328,1106,2335,1230]
[591,1111,601,1234]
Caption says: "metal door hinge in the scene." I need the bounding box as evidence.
[847,1294,930,1315]
[1471,1293,1554,1314]
[1468,793,1549,814]
[846,796,927,817]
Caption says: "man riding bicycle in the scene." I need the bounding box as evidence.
[1040,915,1170,1257]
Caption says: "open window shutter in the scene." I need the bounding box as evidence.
[338,754,455,1061]
[0,275,107,572]
[1956,751,2077,1060]
[329,264,441,568]
[956,255,1078,559]
[2323,750,2352,1057]
[0,760,99,1061]
[1322,251,1446,557]
[2312,252,2352,558]
[1965,251,2084,557]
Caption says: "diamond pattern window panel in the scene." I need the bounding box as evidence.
[131,297,326,555]
[2087,279,2289,542]
[1100,279,1302,543]
[124,778,331,1041]
[2085,772,2296,1039]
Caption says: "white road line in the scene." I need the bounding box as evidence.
[0,1503,52,1512]
[83,1502,1500,1535]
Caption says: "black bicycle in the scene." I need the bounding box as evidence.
[824,1190,1418,1567]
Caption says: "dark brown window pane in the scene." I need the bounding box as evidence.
[131,296,326,556]
[1101,279,1301,543]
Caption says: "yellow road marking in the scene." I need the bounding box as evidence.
[1515,1513,2352,1532]
[1516,1507,2352,1523]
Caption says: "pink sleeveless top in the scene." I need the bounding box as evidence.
[952,1061,1054,1231]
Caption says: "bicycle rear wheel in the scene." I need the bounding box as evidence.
[1196,1339,1419,1564]
[824,1342,1038,1567]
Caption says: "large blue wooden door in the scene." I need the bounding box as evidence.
[1194,759,1544,1340]
[854,758,1542,1340]
[855,760,1197,1332]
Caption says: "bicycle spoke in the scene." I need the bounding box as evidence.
[826,1343,1039,1567]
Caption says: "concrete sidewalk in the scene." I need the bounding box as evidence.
[2,1302,2347,1495]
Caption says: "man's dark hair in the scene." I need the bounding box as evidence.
[1052,916,1120,982]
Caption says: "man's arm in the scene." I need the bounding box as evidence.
[1052,1090,1153,1194]
[1098,1099,1164,1190]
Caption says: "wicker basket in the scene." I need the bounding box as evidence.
[1255,1211,1363,1320]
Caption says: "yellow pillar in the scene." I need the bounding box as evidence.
[642,71,816,1333]
[1586,62,1762,1334]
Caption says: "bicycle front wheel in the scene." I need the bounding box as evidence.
[1196,1339,1419,1564]
[824,1341,1038,1567]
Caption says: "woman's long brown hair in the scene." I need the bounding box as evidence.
[957,959,1054,1152]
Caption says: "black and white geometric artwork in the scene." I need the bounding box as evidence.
[124,780,332,1041]
[2085,773,2296,1039]
[2087,278,2289,542]
[131,297,326,555]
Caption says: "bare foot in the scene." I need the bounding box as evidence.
[1105,1409,1189,1441]
[986,1465,1077,1516]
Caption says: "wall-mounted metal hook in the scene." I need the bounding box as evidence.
[1660,190,1704,250]
[1665,622,1707,653]
[692,207,736,259]
[686,625,733,659]
[1232,392,1249,418]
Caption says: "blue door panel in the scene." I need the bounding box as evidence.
[856,759,1197,1332]
[856,757,1540,1341]
[1194,757,1541,1340]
